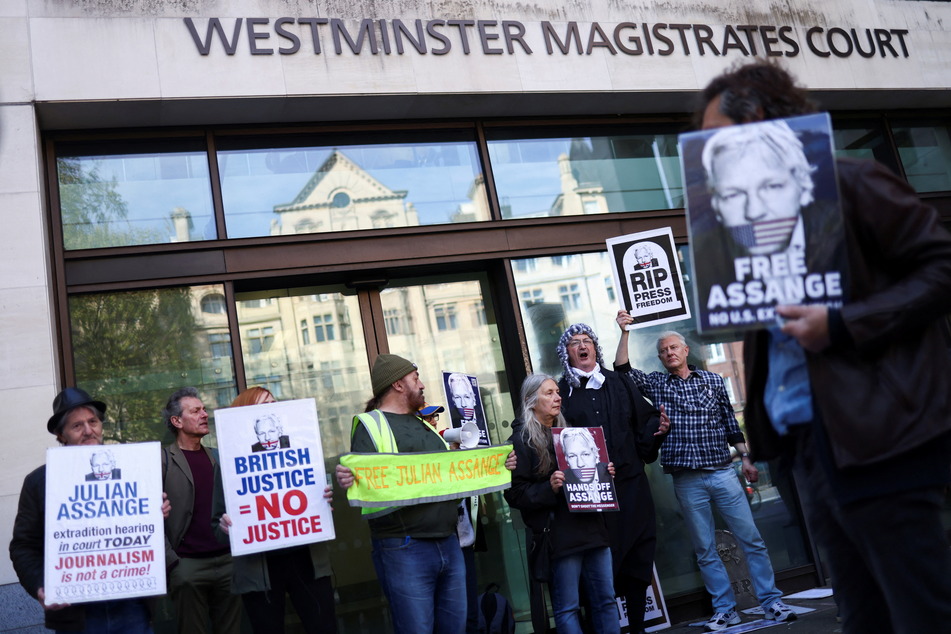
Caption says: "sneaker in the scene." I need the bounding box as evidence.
[704,608,741,631]
[765,600,798,623]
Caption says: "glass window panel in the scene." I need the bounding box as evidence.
[831,118,902,177]
[510,250,811,597]
[234,287,386,631]
[381,276,527,618]
[486,127,683,219]
[56,139,215,250]
[217,131,487,238]
[234,289,369,466]
[69,284,236,443]
[890,120,951,193]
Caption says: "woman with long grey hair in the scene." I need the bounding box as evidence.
[504,374,619,634]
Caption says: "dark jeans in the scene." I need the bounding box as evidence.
[371,534,466,634]
[169,553,242,634]
[241,548,337,634]
[61,599,151,634]
[792,426,951,634]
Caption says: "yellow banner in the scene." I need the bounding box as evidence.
[339,445,512,507]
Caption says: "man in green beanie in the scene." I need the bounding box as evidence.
[335,354,466,634]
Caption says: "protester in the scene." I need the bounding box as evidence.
[614,323,796,630]
[335,354,467,634]
[162,387,242,634]
[697,59,951,633]
[10,387,169,633]
[557,324,669,633]
[212,386,337,634]
[505,373,619,634]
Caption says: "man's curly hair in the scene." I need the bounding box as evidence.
[693,59,817,129]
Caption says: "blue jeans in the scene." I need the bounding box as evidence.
[372,534,466,634]
[672,467,782,612]
[550,546,619,634]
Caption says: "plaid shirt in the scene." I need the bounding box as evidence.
[623,364,745,471]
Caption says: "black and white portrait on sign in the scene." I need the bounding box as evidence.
[607,227,691,330]
[680,113,847,333]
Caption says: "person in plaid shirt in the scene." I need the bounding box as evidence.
[614,312,795,632]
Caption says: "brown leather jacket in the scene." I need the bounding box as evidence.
[744,158,951,470]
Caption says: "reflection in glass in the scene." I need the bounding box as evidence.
[486,130,683,219]
[381,277,527,619]
[832,123,886,161]
[381,278,514,444]
[510,250,810,596]
[57,141,215,250]
[234,289,368,460]
[890,121,951,193]
[69,285,235,443]
[218,135,487,238]
[234,288,385,631]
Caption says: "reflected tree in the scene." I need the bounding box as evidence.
[58,157,161,249]
[70,288,201,443]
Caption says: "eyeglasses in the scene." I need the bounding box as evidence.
[567,338,594,348]
[423,414,439,422]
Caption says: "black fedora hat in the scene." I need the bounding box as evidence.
[47,387,107,434]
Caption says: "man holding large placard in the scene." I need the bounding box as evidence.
[9,387,168,633]
[696,60,951,633]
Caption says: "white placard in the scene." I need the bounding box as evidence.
[215,398,335,556]
[44,442,166,604]
[607,227,691,330]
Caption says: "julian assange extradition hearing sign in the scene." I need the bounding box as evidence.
[215,398,335,556]
[607,227,691,330]
[44,442,166,604]
[680,113,847,334]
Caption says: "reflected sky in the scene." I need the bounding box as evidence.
[218,142,485,238]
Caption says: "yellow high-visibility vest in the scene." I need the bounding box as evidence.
[350,409,448,517]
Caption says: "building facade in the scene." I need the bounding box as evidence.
[2,0,950,630]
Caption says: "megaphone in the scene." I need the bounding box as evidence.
[441,422,480,449]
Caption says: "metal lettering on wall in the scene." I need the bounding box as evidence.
[183,18,911,59]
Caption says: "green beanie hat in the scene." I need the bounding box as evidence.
[371,354,417,398]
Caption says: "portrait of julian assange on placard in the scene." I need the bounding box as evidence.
[680,113,848,334]
[606,227,691,330]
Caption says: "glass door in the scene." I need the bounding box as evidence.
[234,272,527,633]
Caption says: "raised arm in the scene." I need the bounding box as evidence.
[615,310,633,367]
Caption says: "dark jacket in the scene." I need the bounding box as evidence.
[504,420,609,559]
[557,367,664,482]
[162,442,223,569]
[558,366,664,583]
[210,463,333,594]
[9,465,154,631]
[745,158,951,470]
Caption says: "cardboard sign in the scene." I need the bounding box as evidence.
[552,427,619,512]
[615,565,670,633]
[607,227,691,329]
[680,113,847,333]
[44,442,166,604]
[215,399,335,556]
[339,444,512,507]
[442,371,490,446]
